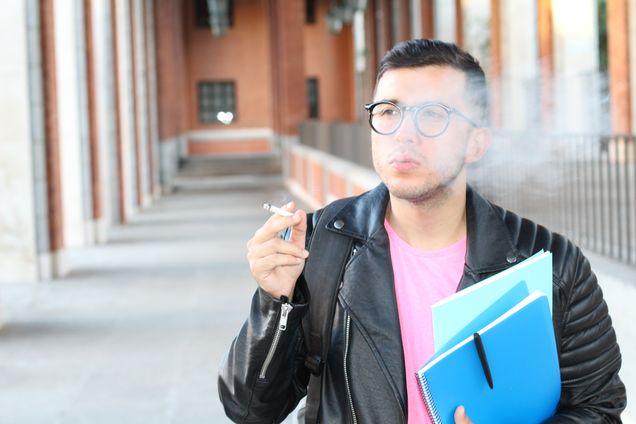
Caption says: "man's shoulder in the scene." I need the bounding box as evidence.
[483,195,582,279]
[308,194,363,241]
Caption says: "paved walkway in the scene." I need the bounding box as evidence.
[0,174,633,423]
[0,176,290,423]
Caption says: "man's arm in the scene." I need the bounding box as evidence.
[218,288,310,423]
[546,250,626,423]
[218,202,312,423]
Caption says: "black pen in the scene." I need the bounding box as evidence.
[473,332,494,389]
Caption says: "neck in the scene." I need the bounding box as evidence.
[386,184,468,251]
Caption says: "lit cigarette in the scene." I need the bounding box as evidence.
[262,202,294,217]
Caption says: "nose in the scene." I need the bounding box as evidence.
[393,109,419,143]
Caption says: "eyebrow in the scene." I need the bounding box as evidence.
[375,98,399,104]
[375,98,450,108]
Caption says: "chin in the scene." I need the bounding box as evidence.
[381,160,466,201]
[384,171,463,204]
[386,180,438,202]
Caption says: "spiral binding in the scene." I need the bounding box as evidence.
[417,373,442,424]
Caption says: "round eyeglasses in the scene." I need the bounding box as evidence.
[364,101,479,138]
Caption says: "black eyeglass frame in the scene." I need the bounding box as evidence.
[364,100,479,138]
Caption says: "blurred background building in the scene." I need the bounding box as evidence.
[1,0,634,283]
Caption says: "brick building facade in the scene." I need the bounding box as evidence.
[0,0,635,282]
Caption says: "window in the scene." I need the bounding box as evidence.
[198,81,236,124]
[306,0,317,24]
[307,78,319,119]
[597,0,607,73]
[195,0,234,28]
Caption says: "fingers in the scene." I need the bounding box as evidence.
[249,252,305,278]
[289,208,307,247]
[454,406,472,424]
[252,202,304,245]
[248,236,309,262]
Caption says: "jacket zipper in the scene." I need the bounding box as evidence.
[339,298,407,424]
[258,302,293,380]
[343,311,358,424]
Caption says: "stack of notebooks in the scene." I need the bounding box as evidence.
[416,251,561,424]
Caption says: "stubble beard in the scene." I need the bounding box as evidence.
[377,156,466,207]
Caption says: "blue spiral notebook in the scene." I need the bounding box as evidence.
[416,291,561,424]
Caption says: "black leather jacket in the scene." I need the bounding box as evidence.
[219,184,626,423]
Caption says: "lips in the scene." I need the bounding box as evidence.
[389,155,421,171]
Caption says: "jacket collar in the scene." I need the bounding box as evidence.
[463,187,522,274]
[324,183,390,242]
[325,183,522,275]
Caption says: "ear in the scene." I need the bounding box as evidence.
[465,127,491,164]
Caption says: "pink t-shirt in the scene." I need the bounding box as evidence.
[385,220,467,424]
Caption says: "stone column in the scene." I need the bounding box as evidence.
[85,0,106,244]
[145,0,161,199]
[552,0,601,132]
[461,0,490,71]
[132,0,151,207]
[501,0,539,130]
[91,0,122,237]
[53,0,95,248]
[434,0,456,43]
[0,0,50,282]
[114,0,138,219]
[410,0,422,38]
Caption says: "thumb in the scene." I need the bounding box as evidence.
[454,406,471,424]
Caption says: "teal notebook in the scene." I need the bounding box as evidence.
[417,291,561,424]
[430,280,530,360]
[432,251,553,352]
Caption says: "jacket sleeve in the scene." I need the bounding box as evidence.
[545,249,626,423]
[218,287,310,423]
[218,211,320,423]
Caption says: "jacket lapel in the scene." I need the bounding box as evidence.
[458,187,528,290]
[324,184,407,410]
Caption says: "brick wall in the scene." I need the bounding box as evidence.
[304,0,356,122]
[155,0,188,142]
[185,0,273,130]
[41,0,64,252]
[184,0,275,156]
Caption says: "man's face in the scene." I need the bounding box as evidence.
[371,65,481,204]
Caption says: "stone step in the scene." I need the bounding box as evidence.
[176,154,282,178]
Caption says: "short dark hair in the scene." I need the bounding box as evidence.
[377,39,489,125]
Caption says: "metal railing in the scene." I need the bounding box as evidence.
[298,121,636,266]
[472,131,635,266]
[299,120,373,169]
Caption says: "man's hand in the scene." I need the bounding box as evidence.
[454,406,473,424]
[246,201,308,300]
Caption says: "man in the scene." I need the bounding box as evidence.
[219,39,626,423]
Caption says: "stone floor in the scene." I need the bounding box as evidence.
[0,176,293,423]
[0,173,633,423]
